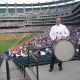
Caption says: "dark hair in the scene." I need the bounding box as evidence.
[55,16,61,19]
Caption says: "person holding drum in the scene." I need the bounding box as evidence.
[49,16,70,72]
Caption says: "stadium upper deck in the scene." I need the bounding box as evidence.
[0,0,79,28]
[0,0,76,15]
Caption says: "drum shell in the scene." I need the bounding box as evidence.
[52,39,75,61]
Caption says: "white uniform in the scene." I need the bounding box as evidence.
[50,24,70,41]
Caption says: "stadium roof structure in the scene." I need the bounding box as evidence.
[0,0,75,6]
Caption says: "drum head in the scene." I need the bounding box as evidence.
[54,40,75,61]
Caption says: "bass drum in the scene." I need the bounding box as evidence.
[54,39,75,61]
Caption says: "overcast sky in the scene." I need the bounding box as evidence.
[0,0,79,4]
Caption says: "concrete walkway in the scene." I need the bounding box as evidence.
[0,58,25,80]
[1,58,80,80]
[9,60,25,80]
[0,58,7,80]
[26,60,80,80]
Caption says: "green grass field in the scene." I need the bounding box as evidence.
[0,33,36,54]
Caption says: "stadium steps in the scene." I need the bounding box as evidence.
[0,58,7,80]
[25,67,37,80]
[8,60,25,80]
[0,58,26,80]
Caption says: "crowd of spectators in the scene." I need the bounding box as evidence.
[10,25,80,58]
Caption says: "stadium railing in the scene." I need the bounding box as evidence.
[0,56,4,66]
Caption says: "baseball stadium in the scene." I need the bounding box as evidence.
[0,0,80,80]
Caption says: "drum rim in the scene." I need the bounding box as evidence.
[54,39,76,61]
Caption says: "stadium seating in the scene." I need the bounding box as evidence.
[13,52,51,68]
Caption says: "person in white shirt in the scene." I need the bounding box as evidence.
[49,16,70,72]
[50,18,70,41]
